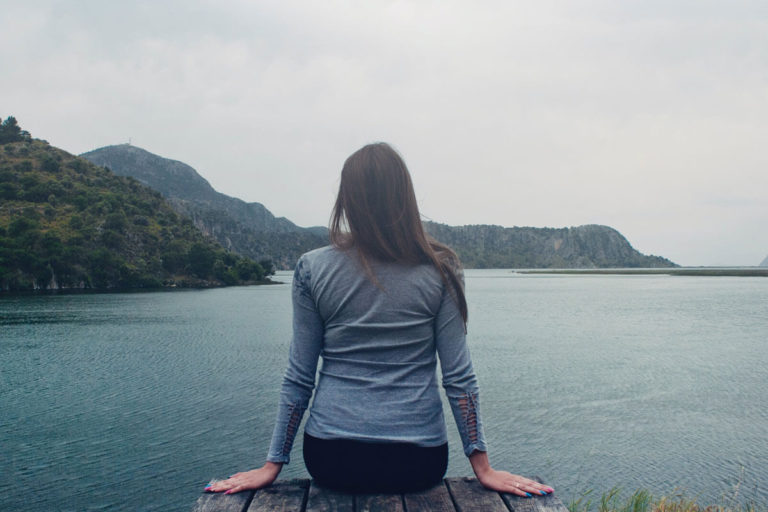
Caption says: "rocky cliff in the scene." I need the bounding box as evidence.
[81,144,327,268]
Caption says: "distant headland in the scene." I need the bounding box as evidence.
[81,143,677,270]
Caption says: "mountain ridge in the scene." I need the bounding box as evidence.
[81,144,303,232]
[81,143,676,269]
[81,144,327,268]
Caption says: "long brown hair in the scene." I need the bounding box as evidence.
[329,142,468,324]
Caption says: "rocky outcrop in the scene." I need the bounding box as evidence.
[424,222,676,268]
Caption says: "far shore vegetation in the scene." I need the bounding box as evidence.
[517,268,768,277]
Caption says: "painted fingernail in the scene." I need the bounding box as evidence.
[224,490,231,495]
[526,492,532,497]
[547,488,554,493]
[540,490,547,495]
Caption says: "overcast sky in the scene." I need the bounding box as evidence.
[2,1,767,266]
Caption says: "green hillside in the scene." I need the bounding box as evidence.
[0,118,272,291]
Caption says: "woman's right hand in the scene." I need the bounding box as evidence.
[205,462,283,494]
[469,451,553,497]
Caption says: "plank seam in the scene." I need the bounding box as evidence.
[241,489,256,512]
[444,479,462,512]
[500,490,514,512]
[298,482,309,512]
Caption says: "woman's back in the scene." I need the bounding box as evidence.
[298,245,452,446]
[207,143,553,498]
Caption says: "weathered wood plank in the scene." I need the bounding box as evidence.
[193,481,254,512]
[501,476,567,512]
[502,492,567,512]
[305,481,355,512]
[403,481,456,512]
[247,478,309,511]
[445,477,509,512]
[355,493,404,512]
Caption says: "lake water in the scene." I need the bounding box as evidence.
[1,270,766,511]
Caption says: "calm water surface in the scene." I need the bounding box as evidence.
[1,270,766,511]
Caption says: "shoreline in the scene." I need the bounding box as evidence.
[0,278,281,296]
[514,267,768,277]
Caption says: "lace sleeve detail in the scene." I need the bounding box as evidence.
[447,390,486,456]
[459,392,480,446]
[268,402,307,463]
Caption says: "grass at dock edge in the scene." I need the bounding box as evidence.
[567,487,765,512]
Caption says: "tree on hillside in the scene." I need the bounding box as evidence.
[0,116,31,144]
[258,258,275,276]
[188,242,217,278]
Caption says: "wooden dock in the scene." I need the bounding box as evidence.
[193,476,568,512]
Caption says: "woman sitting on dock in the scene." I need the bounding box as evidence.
[206,143,553,497]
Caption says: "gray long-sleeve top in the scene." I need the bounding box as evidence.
[267,246,487,463]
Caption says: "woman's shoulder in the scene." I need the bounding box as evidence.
[299,245,345,265]
[299,245,445,284]
[296,245,356,275]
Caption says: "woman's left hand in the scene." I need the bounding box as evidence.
[476,468,553,497]
[469,451,553,497]
[205,462,283,494]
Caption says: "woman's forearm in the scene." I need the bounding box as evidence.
[469,450,491,478]
[263,461,283,478]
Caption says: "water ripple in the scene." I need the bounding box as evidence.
[2,276,767,510]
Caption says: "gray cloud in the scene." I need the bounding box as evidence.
[2,0,766,265]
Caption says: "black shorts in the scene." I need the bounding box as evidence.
[303,431,448,494]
